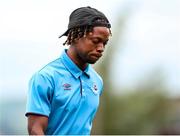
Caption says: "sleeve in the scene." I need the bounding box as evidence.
[25,72,53,117]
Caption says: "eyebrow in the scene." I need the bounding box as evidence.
[89,36,109,42]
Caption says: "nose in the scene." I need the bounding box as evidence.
[96,43,104,53]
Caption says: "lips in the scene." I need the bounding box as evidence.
[91,53,102,59]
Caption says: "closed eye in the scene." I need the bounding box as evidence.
[103,40,108,45]
[92,38,109,46]
[92,40,100,44]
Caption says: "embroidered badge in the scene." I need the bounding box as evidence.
[92,83,98,95]
[93,84,98,91]
[63,83,71,90]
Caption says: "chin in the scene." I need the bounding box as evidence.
[87,60,98,64]
[88,62,96,64]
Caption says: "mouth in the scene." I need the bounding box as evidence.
[90,53,102,60]
[94,52,103,57]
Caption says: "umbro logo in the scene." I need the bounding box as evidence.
[63,83,71,90]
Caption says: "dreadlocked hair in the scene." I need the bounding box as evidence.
[63,25,93,45]
[63,18,112,46]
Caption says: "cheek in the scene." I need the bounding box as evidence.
[80,43,94,52]
[77,39,96,54]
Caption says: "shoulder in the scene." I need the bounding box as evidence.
[39,58,62,73]
[88,65,104,95]
[89,65,103,85]
[30,58,60,86]
[30,57,70,87]
[36,57,68,78]
[89,66,102,79]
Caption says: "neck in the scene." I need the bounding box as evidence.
[66,48,87,71]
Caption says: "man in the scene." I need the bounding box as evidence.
[25,6,111,135]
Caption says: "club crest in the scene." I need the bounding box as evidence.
[92,83,98,95]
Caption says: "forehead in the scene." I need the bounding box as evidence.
[88,26,110,39]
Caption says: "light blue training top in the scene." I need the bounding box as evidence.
[26,49,103,135]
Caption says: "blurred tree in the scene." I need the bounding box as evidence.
[91,8,130,134]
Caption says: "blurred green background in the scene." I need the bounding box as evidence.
[0,0,180,134]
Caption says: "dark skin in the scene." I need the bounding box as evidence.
[67,26,110,70]
[27,26,110,135]
[27,114,48,135]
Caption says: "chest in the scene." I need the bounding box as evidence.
[51,74,101,111]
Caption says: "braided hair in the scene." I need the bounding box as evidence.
[63,18,112,45]
[63,26,92,45]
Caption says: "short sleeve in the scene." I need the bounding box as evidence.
[25,72,53,117]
